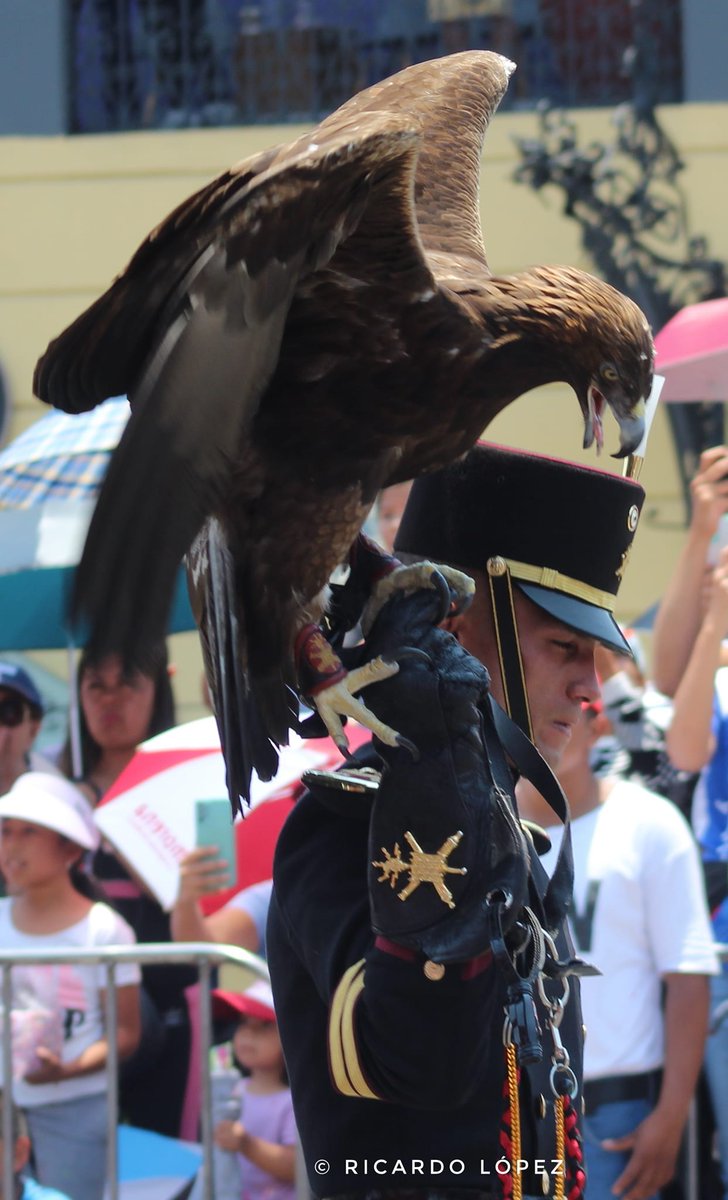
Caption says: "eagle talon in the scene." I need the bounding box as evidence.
[395,734,420,761]
[335,740,357,762]
[312,658,404,758]
[449,588,475,619]
[430,569,454,624]
[396,646,433,666]
[362,562,476,635]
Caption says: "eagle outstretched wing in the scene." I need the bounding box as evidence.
[37,115,432,665]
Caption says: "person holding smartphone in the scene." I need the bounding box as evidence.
[173,800,271,955]
[653,445,728,1200]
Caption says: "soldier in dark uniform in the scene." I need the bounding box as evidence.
[267,443,646,1200]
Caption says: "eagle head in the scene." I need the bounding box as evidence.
[490,267,655,458]
[570,275,655,458]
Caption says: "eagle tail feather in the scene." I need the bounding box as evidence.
[198,520,293,813]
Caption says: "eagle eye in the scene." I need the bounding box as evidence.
[601,364,619,382]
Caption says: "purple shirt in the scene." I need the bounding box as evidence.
[236,1080,297,1200]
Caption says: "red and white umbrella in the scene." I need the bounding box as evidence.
[655,297,728,403]
[94,716,369,911]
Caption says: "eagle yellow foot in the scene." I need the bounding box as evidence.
[313,657,418,757]
[361,561,476,636]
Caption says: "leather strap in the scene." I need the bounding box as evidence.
[488,697,574,935]
[487,560,533,739]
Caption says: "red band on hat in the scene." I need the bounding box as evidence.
[212,986,275,1024]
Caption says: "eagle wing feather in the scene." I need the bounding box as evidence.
[323,49,513,272]
[49,118,430,668]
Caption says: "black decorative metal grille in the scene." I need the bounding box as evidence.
[513,0,726,505]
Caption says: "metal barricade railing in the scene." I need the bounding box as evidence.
[2,940,727,1200]
[0,942,268,1200]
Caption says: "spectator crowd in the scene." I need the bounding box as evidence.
[0,453,728,1200]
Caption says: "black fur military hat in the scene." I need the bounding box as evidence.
[394,443,645,655]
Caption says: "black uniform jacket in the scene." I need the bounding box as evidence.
[268,749,584,1199]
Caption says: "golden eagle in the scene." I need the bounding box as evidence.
[34,51,653,807]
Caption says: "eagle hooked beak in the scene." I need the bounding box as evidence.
[583,385,646,459]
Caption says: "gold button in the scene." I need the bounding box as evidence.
[627,504,639,532]
[540,1169,549,1195]
[487,556,507,577]
[423,960,445,981]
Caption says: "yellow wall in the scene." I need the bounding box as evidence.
[2,101,727,704]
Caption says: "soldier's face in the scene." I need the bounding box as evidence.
[456,587,599,768]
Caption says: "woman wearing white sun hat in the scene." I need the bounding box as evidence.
[0,773,141,1200]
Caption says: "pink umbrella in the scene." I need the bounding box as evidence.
[655,297,728,403]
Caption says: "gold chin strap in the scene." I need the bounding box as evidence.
[623,454,644,480]
[486,557,533,741]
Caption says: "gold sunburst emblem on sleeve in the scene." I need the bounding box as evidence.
[372,830,467,909]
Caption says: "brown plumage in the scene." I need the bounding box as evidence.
[33,51,654,806]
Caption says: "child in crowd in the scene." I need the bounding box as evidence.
[212,980,296,1200]
[0,1091,71,1200]
[0,773,141,1200]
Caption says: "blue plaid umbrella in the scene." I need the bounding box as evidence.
[0,398,196,651]
[0,501,195,651]
[0,397,130,507]
[0,402,196,777]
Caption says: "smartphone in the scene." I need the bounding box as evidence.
[708,513,728,566]
[194,797,236,874]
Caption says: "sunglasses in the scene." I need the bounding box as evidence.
[0,697,27,728]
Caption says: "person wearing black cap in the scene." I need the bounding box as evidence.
[267,442,646,1200]
[0,663,53,797]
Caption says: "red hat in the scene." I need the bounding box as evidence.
[212,979,276,1024]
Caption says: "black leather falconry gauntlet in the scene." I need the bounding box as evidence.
[361,574,533,965]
